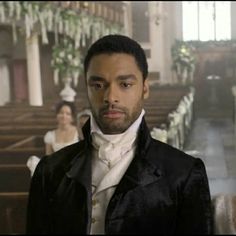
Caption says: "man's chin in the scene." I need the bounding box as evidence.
[100,121,128,134]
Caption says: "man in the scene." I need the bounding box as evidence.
[27,35,213,234]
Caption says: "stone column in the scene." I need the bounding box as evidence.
[122,2,132,36]
[231,2,236,40]
[231,86,236,135]
[26,32,43,106]
[174,1,183,40]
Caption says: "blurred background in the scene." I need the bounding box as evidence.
[0,1,236,234]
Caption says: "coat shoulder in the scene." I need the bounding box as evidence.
[37,141,84,175]
[147,138,206,179]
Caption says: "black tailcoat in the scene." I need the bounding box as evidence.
[27,118,213,234]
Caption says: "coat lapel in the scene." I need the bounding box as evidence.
[114,117,163,196]
[66,150,91,187]
[114,152,162,196]
[66,120,92,187]
[65,121,93,234]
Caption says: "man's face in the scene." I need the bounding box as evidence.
[86,53,149,134]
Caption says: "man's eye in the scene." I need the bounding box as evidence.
[92,83,103,89]
[121,82,132,88]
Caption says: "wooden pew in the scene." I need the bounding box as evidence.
[0,135,29,149]
[0,117,56,126]
[0,192,28,234]
[0,165,31,192]
[4,136,44,149]
[0,125,56,135]
[145,115,170,130]
[0,135,43,148]
[0,148,44,164]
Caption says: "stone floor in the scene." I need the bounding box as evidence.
[184,105,236,197]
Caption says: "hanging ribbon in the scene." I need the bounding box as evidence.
[75,27,81,49]
[53,68,59,85]
[8,1,14,18]
[47,8,53,32]
[15,1,21,20]
[81,33,86,47]
[58,15,63,34]
[28,3,33,22]
[73,70,79,87]
[39,11,48,44]
[0,2,6,22]
[12,21,17,44]
[54,9,60,45]
[25,14,31,38]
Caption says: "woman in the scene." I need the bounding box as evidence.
[27,101,79,177]
[44,100,79,155]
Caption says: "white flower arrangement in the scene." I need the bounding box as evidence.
[171,40,196,84]
[51,37,83,86]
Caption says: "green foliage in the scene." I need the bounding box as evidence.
[171,40,196,74]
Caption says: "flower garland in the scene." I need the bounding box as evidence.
[0,1,124,86]
[0,1,124,46]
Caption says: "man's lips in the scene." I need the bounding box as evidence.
[102,110,125,119]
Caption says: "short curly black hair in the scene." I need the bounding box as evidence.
[84,34,148,81]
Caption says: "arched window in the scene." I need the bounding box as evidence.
[182,1,231,41]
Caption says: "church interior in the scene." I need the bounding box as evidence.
[0,1,236,234]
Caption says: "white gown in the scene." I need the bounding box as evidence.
[27,130,79,177]
[44,129,79,152]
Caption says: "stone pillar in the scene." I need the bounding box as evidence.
[231,2,236,40]
[231,86,236,135]
[174,1,183,40]
[122,2,132,36]
[152,2,172,85]
[26,33,43,106]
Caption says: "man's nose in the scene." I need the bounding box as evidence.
[103,85,119,104]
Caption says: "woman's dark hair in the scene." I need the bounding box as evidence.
[84,34,148,81]
[55,100,76,118]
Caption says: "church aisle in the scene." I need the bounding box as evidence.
[184,118,236,197]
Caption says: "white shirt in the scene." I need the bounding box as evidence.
[90,109,145,234]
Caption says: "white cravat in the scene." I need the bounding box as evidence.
[92,128,137,169]
[89,109,145,234]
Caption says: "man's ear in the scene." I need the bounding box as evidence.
[143,78,149,99]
